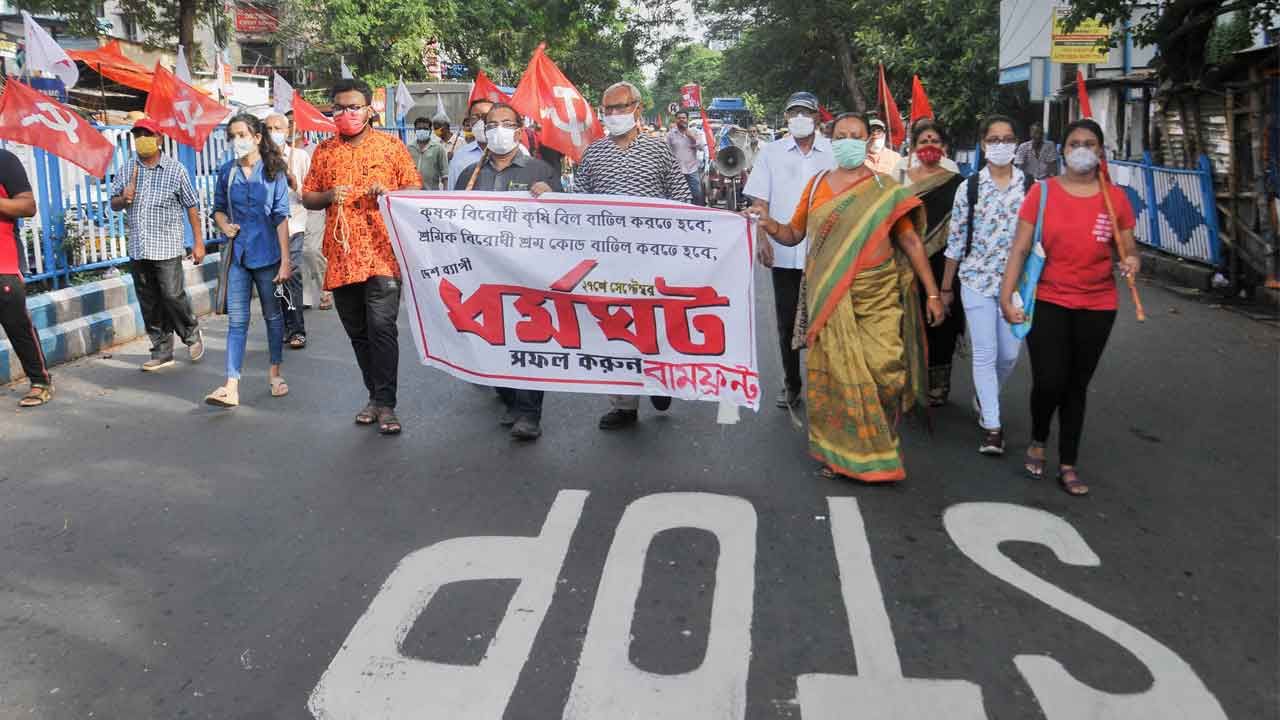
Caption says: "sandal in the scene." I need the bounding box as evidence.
[288,334,307,349]
[18,384,53,407]
[1024,444,1046,479]
[204,385,239,408]
[270,376,289,398]
[355,403,378,425]
[377,407,402,435]
[1057,467,1089,496]
[318,292,333,311]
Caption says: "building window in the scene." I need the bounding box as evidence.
[239,42,276,68]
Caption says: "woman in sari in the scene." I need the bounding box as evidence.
[756,112,945,482]
[900,119,966,406]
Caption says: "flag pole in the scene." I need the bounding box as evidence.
[97,62,106,124]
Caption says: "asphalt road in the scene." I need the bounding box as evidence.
[0,273,1275,720]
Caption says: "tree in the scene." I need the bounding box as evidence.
[1059,0,1280,86]
[649,43,727,113]
[20,0,229,58]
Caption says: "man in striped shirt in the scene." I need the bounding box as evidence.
[575,81,693,430]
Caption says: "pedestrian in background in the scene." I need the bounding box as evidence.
[109,117,205,372]
[266,112,311,348]
[302,78,421,435]
[455,103,562,441]
[1000,119,1140,496]
[0,148,52,406]
[941,115,1025,454]
[754,112,945,483]
[900,119,965,407]
[409,116,449,191]
[574,80,691,430]
[666,111,705,206]
[206,114,292,408]
[1015,122,1059,187]
[447,98,494,190]
[743,91,833,411]
[865,118,903,175]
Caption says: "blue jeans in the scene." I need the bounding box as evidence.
[684,172,705,206]
[225,260,284,380]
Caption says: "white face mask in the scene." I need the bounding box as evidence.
[232,137,256,159]
[869,135,886,152]
[269,131,288,148]
[984,142,1017,166]
[472,119,488,145]
[787,115,815,139]
[603,112,637,137]
[1065,146,1100,173]
[485,126,519,155]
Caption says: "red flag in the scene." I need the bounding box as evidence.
[909,75,933,126]
[469,70,511,106]
[0,79,115,177]
[698,107,716,157]
[817,105,834,123]
[680,84,702,109]
[876,64,905,149]
[509,44,602,162]
[144,64,229,148]
[657,111,664,128]
[1076,70,1093,119]
[291,91,337,133]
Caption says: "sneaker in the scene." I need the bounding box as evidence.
[511,416,542,440]
[649,395,672,412]
[499,407,519,428]
[598,408,638,430]
[141,356,175,372]
[979,429,1005,456]
[188,329,205,363]
[777,387,802,409]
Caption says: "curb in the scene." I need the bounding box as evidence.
[2,255,221,383]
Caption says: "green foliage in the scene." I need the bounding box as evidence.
[20,0,228,49]
[1206,11,1255,65]
[649,43,729,113]
[699,0,1002,142]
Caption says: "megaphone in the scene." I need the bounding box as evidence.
[715,145,747,177]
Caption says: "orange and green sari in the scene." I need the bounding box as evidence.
[800,173,926,482]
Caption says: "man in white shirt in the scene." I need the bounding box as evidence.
[266,112,313,347]
[447,98,494,190]
[743,91,833,410]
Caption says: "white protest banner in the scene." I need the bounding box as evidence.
[380,192,761,410]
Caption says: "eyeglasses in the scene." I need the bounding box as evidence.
[485,121,521,131]
[984,136,1017,144]
[603,100,636,115]
[333,104,367,115]
[785,108,817,118]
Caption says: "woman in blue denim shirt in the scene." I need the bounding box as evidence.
[205,114,292,407]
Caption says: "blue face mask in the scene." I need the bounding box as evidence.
[832,138,867,169]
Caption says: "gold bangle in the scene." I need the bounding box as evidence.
[928,294,941,299]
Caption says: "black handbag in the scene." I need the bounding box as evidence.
[214,166,235,315]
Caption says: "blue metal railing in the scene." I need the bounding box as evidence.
[1108,153,1221,266]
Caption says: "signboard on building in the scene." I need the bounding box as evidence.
[1050,7,1110,64]
[236,5,279,34]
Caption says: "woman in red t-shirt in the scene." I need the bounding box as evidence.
[998,119,1140,496]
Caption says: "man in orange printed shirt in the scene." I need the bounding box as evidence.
[303,78,421,435]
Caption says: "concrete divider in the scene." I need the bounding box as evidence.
[1,255,221,383]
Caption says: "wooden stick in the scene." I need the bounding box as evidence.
[464,149,488,191]
[1098,172,1146,322]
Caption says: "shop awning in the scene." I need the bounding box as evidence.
[69,40,154,92]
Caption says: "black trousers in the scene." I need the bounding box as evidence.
[279,232,305,338]
[922,251,964,369]
[333,276,401,408]
[771,267,803,393]
[131,257,198,358]
[0,275,50,385]
[1025,300,1116,466]
[496,387,544,420]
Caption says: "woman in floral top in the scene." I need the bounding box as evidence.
[941,115,1026,455]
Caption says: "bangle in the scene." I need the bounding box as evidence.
[928,294,941,299]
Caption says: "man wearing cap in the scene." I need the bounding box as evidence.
[743,91,833,410]
[109,118,205,372]
[866,118,903,175]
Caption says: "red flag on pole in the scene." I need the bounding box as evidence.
[144,64,230,148]
[680,84,702,109]
[291,90,337,133]
[469,69,511,106]
[876,64,905,149]
[909,75,933,125]
[1075,69,1093,119]
[509,44,602,162]
[818,105,834,123]
[0,79,115,177]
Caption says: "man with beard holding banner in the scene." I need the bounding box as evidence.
[455,103,563,440]
[575,81,693,431]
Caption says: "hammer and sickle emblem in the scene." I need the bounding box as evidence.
[159,99,204,137]
[20,102,80,143]
[541,86,595,149]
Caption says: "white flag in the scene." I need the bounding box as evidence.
[432,91,449,123]
[22,11,78,89]
[273,72,294,114]
[215,49,234,101]
[175,45,192,83]
[340,58,353,79]
[395,77,414,120]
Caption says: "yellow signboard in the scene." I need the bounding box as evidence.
[1050,7,1111,64]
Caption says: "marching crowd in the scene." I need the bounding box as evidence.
[0,77,1140,497]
